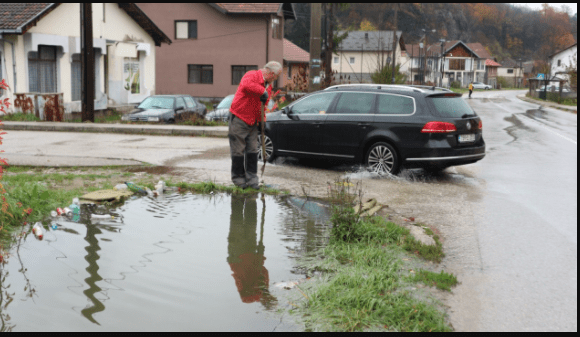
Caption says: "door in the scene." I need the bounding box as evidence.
[277,92,338,156]
[323,92,376,158]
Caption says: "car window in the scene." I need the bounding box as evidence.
[290,92,338,115]
[176,97,186,109]
[217,95,235,109]
[429,97,475,118]
[333,92,375,114]
[138,97,174,109]
[376,94,415,115]
[184,97,195,108]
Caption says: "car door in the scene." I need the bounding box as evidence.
[372,93,419,156]
[323,91,376,158]
[277,92,338,156]
[184,96,196,116]
[175,97,186,119]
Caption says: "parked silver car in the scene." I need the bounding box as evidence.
[121,95,201,123]
[205,94,275,122]
[472,82,492,90]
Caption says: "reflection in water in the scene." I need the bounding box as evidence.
[227,196,276,309]
[81,224,105,324]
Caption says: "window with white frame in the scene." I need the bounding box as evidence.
[175,20,197,40]
[123,57,140,94]
[334,57,339,64]
[349,57,355,64]
[29,46,57,93]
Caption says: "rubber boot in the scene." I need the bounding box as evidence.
[231,156,246,188]
[245,152,259,189]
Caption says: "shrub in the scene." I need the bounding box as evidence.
[450,81,461,88]
[497,76,510,89]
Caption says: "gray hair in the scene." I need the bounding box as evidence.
[264,61,282,74]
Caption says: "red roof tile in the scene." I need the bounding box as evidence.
[466,43,492,59]
[283,38,309,62]
[0,3,54,30]
[485,59,501,67]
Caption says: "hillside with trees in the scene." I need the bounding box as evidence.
[285,3,577,62]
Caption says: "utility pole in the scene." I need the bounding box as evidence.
[80,3,94,122]
[324,3,335,88]
[390,4,398,84]
[309,3,322,92]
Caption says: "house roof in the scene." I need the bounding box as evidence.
[549,42,577,59]
[500,59,518,68]
[336,30,404,52]
[466,43,492,59]
[0,3,171,46]
[208,3,296,20]
[485,59,501,67]
[283,38,309,63]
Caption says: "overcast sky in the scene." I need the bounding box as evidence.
[512,3,577,15]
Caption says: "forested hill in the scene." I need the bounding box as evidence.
[284,3,577,62]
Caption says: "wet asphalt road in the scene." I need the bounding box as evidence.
[2,90,577,331]
[448,90,577,331]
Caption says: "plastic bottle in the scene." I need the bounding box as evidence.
[51,223,58,230]
[90,214,114,220]
[72,197,80,205]
[125,182,147,195]
[51,210,58,217]
[69,204,80,216]
[32,222,44,239]
[63,207,72,217]
[114,184,128,191]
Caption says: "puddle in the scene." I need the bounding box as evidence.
[0,193,330,331]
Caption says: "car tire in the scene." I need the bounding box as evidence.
[365,142,399,175]
[257,134,276,163]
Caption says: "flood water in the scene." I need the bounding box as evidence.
[0,193,330,331]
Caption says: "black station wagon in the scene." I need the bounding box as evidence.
[258,84,485,174]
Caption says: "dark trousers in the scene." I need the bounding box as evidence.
[228,113,259,188]
[469,89,473,98]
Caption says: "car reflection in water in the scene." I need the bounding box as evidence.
[227,196,276,308]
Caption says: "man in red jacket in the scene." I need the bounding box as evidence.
[229,61,282,189]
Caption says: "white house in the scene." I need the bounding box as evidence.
[331,31,405,84]
[403,41,491,88]
[549,43,577,83]
[0,3,171,117]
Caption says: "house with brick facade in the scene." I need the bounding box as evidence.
[137,3,296,101]
[282,38,309,92]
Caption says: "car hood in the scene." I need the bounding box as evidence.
[131,108,174,117]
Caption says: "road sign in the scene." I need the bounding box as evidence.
[536,73,545,80]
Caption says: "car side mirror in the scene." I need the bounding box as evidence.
[213,104,217,109]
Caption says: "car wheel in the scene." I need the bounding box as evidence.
[366,142,399,175]
[257,134,276,163]
[167,118,175,124]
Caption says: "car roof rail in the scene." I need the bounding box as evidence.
[324,83,423,93]
[407,85,453,92]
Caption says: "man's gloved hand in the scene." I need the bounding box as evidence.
[260,89,268,103]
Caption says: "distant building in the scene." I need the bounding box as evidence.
[403,41,492,88]
[282,38,309,92]
[331,31,405,84]
[497,59,525,87]
[549,43,577,86]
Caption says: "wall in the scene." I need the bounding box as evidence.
[24,3,157,110]
[551,46,577,80]
[138,3,283,99]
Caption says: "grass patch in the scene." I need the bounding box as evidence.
[409,270,458,292]
[1,113,41,122]
[403,234,444,263]
[172,180,286,196]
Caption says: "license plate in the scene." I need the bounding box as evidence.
[458,134,475,143]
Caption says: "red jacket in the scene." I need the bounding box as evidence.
[230,70,272,125]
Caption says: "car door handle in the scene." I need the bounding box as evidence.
[358,123,370,129]
[313,122,323,128]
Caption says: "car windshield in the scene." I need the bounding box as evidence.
[138,97,174,109]
[429,97,475,118]
[217,95,235,109]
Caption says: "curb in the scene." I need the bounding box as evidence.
[0,122,229,137]
[516,95,577,114]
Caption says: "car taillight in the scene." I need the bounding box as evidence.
[478,120,483,129]
[421,121,457,133]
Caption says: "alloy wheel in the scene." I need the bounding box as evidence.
[367,144,396,174]
[257,134,274,162]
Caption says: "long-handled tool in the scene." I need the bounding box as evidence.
[260,102,267,177]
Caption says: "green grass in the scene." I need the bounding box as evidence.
[294,213,453,332]
[409,270,458,292]
[525,93,577,107]
[403,233,445,263]
[1,113,41,122]
[171,180,286,196]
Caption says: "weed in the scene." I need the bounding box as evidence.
[1,113,41,122]
[403,234,444,263]
[409,270,458,291]
[424,227,434,236]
